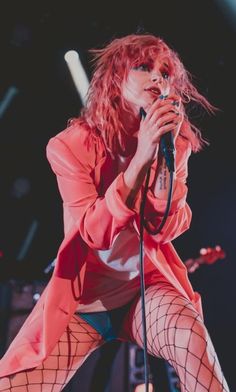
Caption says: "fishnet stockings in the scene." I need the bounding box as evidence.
[0,282,230,392]
[126,282,230,392]
[0,315,103,392]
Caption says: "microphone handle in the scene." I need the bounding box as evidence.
[160,132,175,173]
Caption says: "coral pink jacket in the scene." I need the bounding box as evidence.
[0,122,202,377]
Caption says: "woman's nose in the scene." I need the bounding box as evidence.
[151,71,162,83]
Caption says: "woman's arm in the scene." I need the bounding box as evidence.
[46,130,140,250]
[143,135,193,243]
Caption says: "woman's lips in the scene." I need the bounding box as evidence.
[145,87,161,96]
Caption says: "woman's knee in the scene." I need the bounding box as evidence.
[167,311,209,354]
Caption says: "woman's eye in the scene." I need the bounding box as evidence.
[162,71,169,79]
[133,63,150,72]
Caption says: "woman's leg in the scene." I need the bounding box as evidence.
[0,314,104,392]
[124,282,229,392]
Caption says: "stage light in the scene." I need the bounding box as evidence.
[0,86,19,119]
[64,49,79,63]
[215,0,236,29]
[64,50,90,106]
[16,219,39,261]
[223,0,236,13]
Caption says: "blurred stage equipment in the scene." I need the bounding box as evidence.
[6,280,45,346]
[184,245,226,273]
[43,257,56,274]
[11,177,31,199]
[64,50,89,106]
[128,342,153,391]
[0,280,46,356]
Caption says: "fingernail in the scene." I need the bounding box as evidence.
[159,94,168,100]
[172,100,179,107]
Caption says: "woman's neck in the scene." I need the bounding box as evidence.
[120,107,140,135]
[118,108,139,157]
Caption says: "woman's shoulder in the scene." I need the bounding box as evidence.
[175,131,192,167]
[46,118,106,168]
[48,118,102,151]
[177,120,193,153]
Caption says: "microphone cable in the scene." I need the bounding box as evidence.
[138,108,175,392]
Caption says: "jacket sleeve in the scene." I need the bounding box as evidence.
[143,136,193,244]
[46,134,139,250]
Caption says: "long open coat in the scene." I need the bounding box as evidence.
[0,121,202,377]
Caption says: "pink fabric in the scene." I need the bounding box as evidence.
[0,122,202,378]
[77,240,159,312]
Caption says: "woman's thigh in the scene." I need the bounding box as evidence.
[121,281,229,392]
[0,314,104,392]
[122,281,203,354]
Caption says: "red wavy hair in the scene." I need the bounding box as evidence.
[77,34,216,154]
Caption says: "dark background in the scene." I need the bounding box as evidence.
[0,0,235,390]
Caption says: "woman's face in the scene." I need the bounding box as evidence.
[121,54,172,115]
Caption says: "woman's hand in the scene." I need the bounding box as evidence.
[134,94,184,167]
[123,94,184,208]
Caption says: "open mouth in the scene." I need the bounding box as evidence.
[145,87,161,96]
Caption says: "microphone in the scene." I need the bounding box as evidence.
[160,131,175,173]
[139,107,175,173]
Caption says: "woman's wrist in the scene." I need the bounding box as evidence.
[123,156,149,208]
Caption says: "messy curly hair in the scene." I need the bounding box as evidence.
[78,34,216,154]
